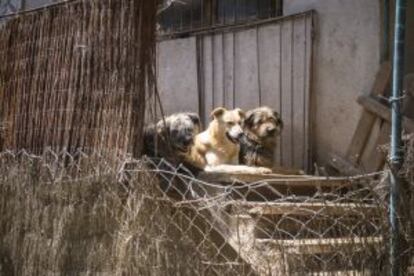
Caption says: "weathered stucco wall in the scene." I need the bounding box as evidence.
[284,0,381,165]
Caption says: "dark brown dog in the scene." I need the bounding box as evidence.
[239,106,283,168]
[143,112,201,160]
[142,112,203,199]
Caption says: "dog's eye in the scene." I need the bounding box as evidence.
[226,122,235,126]
[269,118,277,124]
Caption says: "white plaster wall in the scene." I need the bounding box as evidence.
[284,0,381,165]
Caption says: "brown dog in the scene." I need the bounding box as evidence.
[143,112,201,165]
[239,106,283,168]
[188,107,272,174]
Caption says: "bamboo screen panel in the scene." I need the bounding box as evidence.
[0,0,157,156]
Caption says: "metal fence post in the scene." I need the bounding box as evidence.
[390,0,407,275]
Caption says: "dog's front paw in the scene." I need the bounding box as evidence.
[257,167,272,174]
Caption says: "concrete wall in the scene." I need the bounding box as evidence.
[284,0,381,165]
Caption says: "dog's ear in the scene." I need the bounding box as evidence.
[244,110,254,127]
[210,107,226,119]
[156,119,168,135]
[187,113,201,127]
[235,108,245,119]
[273,111,284,128]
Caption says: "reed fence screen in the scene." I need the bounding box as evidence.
[0,0,157,156]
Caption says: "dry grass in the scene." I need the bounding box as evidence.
[0,151,241,275]
[400,134,414,266]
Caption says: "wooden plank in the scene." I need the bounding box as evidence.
[305,270,372,276]
[202,35,214,123]
[357,95,414,133]
[234,28,260,110]
[257,236,383,255]
[359,118,383,171]
[223,32,235,108]
[232,202,382,216]
[213,33,225,107]
[346,62,391,164]
[304,15,313,172]
[361,121,390,172]
[176,207,258,275]
[280,19,294,168]
[157,38,200,115]
[292,16,307,170]
[257,23,283,166]
[197,172,353,188]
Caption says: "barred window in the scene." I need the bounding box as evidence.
[158,0,283,34]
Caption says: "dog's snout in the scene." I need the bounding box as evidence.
[267,127,276,135]
[183,136,193,146]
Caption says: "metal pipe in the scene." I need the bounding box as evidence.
[390,0,407,275]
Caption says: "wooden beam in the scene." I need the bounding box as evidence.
[357,95,414,133]
[257,236,383,255]
[231,201,382,216]
[361,122,391,172]
[197,172,314,183]
[197,172,353,188]
[346,62,391,164]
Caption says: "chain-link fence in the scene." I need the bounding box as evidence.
[1,149,410,275]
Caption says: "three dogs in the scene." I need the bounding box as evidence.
[143,106,283,174]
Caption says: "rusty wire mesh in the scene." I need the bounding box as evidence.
[0,149,408,275]
[0,0,157,156]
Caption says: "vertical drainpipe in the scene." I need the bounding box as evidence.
[390,0,407,275]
